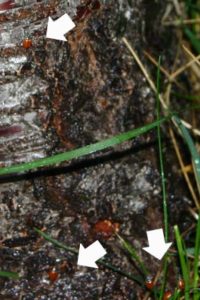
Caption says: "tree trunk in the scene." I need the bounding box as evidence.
[0,1,184,299]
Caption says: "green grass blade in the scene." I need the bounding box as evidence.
[156,57,169,300]
[174,225,190,300]
[184,0,193,12]
[172,92,200,101]
[193,159,200,197]
[0,116,170,176]
[0,270,19,279]
[116,233,148,276]
[184,27,200,54]
[156,57,168,241]
[99,260,143,285]
[173,115,200,198]
[171,288,181,300]
[193,214,200,300]
[188,4,200,13]
[117,234,160,299]
[34,228,78,254]
[159,259,169,300]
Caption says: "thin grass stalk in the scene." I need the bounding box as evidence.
[156,57,169,240]
[193,214,200,299]
[174,225,190,300]
[158,259,169,300]
[116,233,148,276]
[34,228,78,254]
[98,260,143,285]
[156,57,169,300]
[122,37,200,136]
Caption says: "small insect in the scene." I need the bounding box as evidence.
[48,269,59,282]
[178,278,185,290]
[22,38,32,49]
[93,219,120,238]
[163,290,172,300]
[145,275,154,290]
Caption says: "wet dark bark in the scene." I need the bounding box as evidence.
[0,1,188,299]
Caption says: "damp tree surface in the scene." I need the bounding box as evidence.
[0,1,199,299]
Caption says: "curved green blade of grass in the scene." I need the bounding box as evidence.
[34,228,143,285]
[156,57,168,241]
[184,27,200,54]
[174,225,190,300]
[173,115,200,199]
[116,233,148,276]
[0,116,171,176]
[34,228,78,254]
[0,271,19,279]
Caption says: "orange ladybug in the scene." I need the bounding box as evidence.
[145,275,154,290]
[163,290,172,300]
[47,269,59,282]
[178,278,185,290]
[22,38,32,49]
[93,219,120,238]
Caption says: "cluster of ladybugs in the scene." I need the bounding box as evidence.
[145,276,185,299]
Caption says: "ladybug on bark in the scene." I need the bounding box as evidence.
[22,38,32,49]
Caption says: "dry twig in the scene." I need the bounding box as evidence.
[122,37,200,136]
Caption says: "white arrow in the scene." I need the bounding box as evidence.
[142,228,172,260]
[46,13,75,41]
[77,240,107,268]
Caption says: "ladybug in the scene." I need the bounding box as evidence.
[93,219,120,239]
[163,290,172,300]
[178,278,185,290]
[47,269,59,282]
[22,38,32,49]
[145,275,154,290]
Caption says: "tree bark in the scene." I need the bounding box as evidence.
[0,1,181,299]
